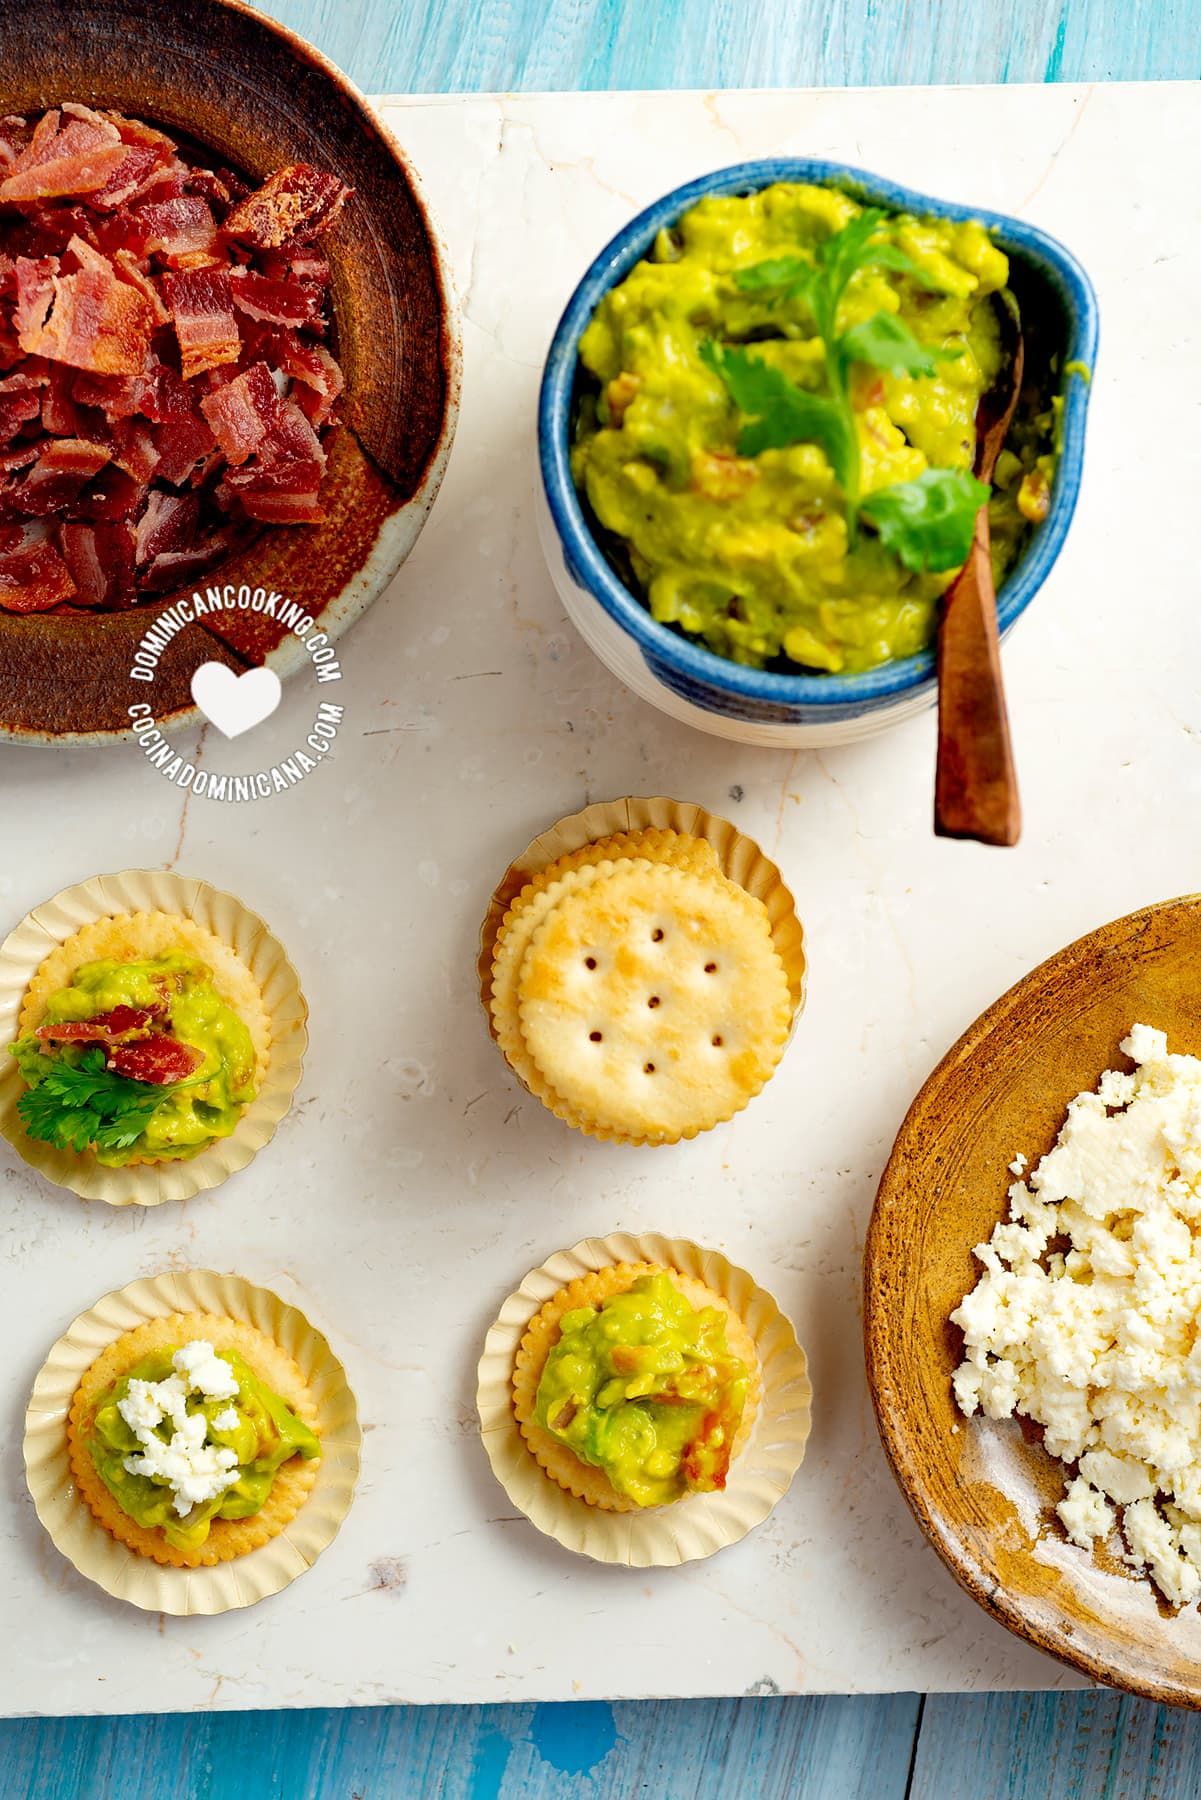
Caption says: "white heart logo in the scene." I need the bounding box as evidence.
[190,663,282,740]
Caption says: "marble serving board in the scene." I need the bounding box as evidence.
[1,82,1196,1715]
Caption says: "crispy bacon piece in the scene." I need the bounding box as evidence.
[0,107,128,204]
[136,196,218,263]
[71,463,145,521]
[141,532,238,590]
[134,488,198,564]
[88,146,170,212]
[0,390,40,443]
[0,530,76,610]
[221,455,324,523]
[58,520,136,606]
[13,256,55,340]
[199,360,280,464]
[10,438,109,515]
[36,1004,155,1044]
[107,1034,203,1084]
[161,266,240,379]
[222,163,351,249]
[152,417,216,485]
[274,336,343,426]
[229,265,322,328]
[0,107,347,608]
[20,243,156,375]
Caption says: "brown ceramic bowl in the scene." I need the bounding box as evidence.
[0,0,460,744]
[865,894,1201,1705]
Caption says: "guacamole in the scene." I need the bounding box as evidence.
[10,952,257,1165]
[534,1272,749,1507]
[571,181,1048,675]
[88,1342,319,1551]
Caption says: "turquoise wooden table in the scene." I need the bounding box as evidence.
[4,2,1200,1794]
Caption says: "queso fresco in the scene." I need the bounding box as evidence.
[571,182,1053,676]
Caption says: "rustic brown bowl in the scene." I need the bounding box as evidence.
[865,894,1201,1705]
[0,0,460,743]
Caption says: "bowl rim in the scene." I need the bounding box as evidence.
[863,892,1201,1707]
[538,156,1099,710]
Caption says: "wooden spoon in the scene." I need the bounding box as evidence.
[934,294,1024,846]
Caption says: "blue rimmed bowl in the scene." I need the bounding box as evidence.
[537,159,1098,749]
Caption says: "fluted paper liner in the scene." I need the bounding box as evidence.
[476,1232,812,1566]
[477,797,806,1143]
[24,1268,360,1615]
[0,869,307,1204]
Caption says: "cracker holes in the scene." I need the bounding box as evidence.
[651,927,664,942]
[589,1030,603,1042]
[644,1062,656,1074]
[712,1034,723,1047]
[704,961,718,974]
[584,956,597,969]
[647,995,660,1009]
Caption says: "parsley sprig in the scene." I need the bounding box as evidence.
[16,1045,173,1154]
[701,208,992,573]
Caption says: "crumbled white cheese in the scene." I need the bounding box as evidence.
[117,1340,241,1516]
[210,1406,240,1434]
[952,1024,1201,1606]
[172,1339,239,1400]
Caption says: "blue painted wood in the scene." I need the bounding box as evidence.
[0,1695,922,1798]
[251,0,1198,94]
[912,1691,1201,1798]
[10,1,1201,1796]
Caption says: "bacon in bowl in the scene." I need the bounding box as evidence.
[0,102,351,611]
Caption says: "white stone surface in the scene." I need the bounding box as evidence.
[2,81,1196,1712]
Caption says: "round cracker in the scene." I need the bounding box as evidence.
[489,832,721,1075]
[489,862,617,1111]
[512,1261,761,1512]
[18,910,271,1087]
[67,1311,319,1568]
[517,863,791,1141]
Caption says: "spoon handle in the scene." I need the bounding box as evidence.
[934,510,1021,847]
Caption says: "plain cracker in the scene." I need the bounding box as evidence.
[517,863,791,1141]
[512,1261,761,1511]
[489,834,727,1123]
[67,1311,319,1568]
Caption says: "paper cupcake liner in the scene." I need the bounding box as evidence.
[476,1231,812,1567]
[0,870,307,1205]
[23,1268,360,1615]
[477,797,806,1143]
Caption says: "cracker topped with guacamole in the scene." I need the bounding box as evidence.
[68,1313,321,1567]
[514,1261,759,1511]
[8,910,268,1167]
[571,182,1053,675]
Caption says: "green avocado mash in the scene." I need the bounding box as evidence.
[10,952,256,1166]
[571,181,1051,675]
[89,1345,319,1551]
[534,1272,749,1507]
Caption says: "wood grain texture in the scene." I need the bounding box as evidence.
[0,1696,923,1798]
[252,0,1198,92]
[913,1691,1201,1798]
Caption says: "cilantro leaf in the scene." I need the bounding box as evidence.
[838,311,963,379]
[733,256,813,300]
[699,341,856,487]
[860,468,991,573]
[702,207,992,553]
[16,1043,171,1155]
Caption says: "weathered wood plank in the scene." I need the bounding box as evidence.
[912,1691,1201,1800]
[251,0,1198,95]
[0,1695,922,1799]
